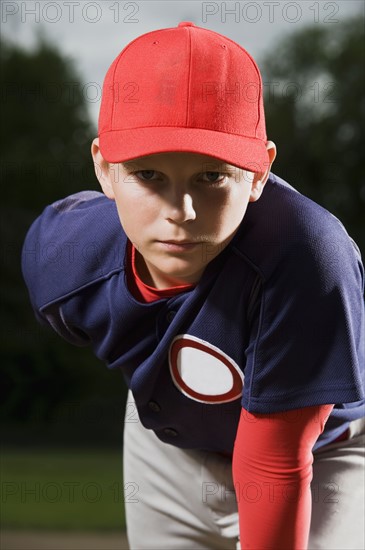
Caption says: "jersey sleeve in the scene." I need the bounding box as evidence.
[21,191,126,345]
[241,190,365,413]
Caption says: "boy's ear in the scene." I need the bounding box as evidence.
[91,138,115,199]
[249,140,277,202]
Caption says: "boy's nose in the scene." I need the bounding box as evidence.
[165,191,197,224]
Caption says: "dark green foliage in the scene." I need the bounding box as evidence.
[0,36,125,444]
[262,17,365,255]
[1,37,96,206]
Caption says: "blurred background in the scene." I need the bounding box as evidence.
[1,1,364,548]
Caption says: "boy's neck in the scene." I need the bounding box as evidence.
[132,243,197,292]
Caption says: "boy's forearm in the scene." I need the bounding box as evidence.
[234,462,312,549]
[232,405,334,549]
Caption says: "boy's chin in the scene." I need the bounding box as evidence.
[146,261,207,288]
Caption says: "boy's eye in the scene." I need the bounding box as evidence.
[135,170,158,181]
[200,172,227,184]
[132,170,228,185]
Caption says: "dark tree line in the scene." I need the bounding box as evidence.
[262,17,365,254]
[1,36,125,446]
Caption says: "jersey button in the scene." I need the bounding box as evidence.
[166,310,176,323]
[163,428,178,437]
[148,401,161,413]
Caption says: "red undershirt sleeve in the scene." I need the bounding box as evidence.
[232,404,334,550]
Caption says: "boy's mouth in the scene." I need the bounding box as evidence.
[162,240,197,244]
[158,240,200,251]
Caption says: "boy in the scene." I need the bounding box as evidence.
[22,22,364,549]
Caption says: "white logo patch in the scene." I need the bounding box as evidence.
[169,334,244,404]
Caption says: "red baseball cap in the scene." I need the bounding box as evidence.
[99,22,269,172]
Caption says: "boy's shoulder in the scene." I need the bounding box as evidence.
[231,172,362,282]
[22,191,127,310]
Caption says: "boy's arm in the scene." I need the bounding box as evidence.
[232,404,334,550]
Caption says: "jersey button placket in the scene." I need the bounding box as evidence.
[166,310,176,323]
[163,428,178,437]
[148,401,161,413]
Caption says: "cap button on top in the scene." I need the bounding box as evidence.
[178,21,195,27]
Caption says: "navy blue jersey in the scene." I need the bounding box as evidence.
[22,173,365,453]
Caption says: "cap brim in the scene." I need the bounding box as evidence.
[99,127,269,173]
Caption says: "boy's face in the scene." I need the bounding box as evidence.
[93,144,275,289]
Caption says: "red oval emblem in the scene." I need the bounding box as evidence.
[169,334,244,404]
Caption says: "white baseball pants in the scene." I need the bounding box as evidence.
[123,392,365,550]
